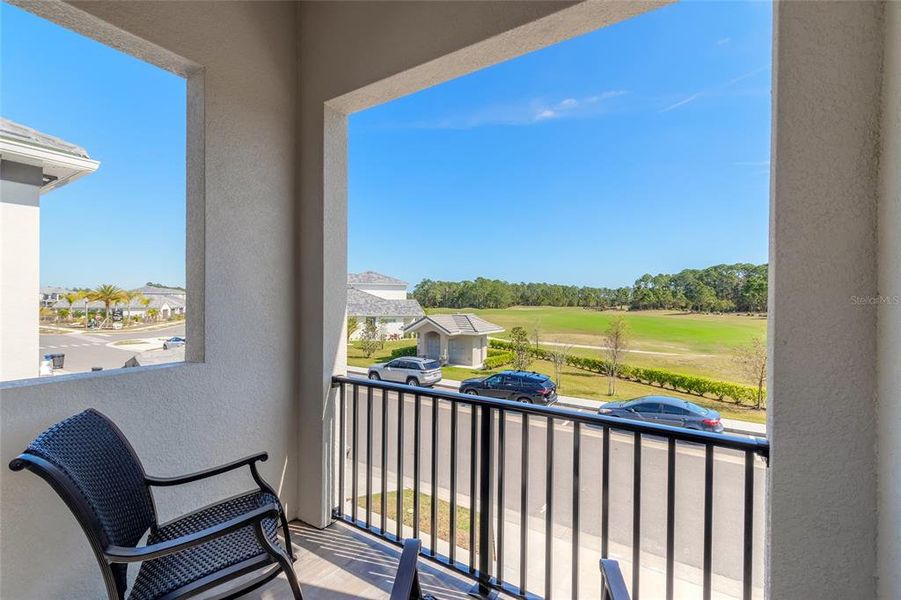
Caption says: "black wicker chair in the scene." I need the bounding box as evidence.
[9,408,302,600]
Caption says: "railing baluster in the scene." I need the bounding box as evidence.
[520,413,530,596]
[450,401,458,565]
[703,444,714,600]
[338,382,345,517]
[396,391,405,540]
[470,403,478,574]
[366,385,373,529]
[572,421,581,600]
[545,417,554,600]
[632,431,641,600]
[431,396,439,556]
[743,450,754,600]
[381,388,388,534]
[475,406,494,596]
[351,384,359,525]
[413,393,421,539]
[497,409,506,585]
[666,438,676,600]
[601,425,610,558]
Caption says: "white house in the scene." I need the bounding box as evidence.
[346,271,423,340]
[404,313,504,367]
[0,119,99,381]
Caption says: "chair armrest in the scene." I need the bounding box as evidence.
[145,452,268,487]
[599,559,631,600]
[104,502,280,563]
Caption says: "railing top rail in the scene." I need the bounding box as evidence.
[331,375,769,458]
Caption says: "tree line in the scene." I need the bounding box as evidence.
[412,263,767,313]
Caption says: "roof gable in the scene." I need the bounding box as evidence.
[404,313,504,336]
[348,271,408,286]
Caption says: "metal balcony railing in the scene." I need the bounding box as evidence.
[331,375,769,600]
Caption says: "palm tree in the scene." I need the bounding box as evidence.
[87,284,126,329]
[139,295,152,322]
[62,292,81,323]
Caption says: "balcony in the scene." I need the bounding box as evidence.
[328,376,768,600]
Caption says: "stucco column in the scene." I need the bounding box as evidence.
[768,2,883,598]
[878,3,901,598]
[0,161,42,381]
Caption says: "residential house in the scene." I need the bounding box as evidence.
[404,313,503,367]
[0,118,99,381]
[346,271,423,340]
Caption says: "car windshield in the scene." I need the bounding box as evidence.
[422,360,440,370]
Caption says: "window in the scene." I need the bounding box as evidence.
[0,4,190,383]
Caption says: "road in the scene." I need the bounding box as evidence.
[39,323,185,373]
[338,386,765,592]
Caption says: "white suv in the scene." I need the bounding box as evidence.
[368,357,442,387]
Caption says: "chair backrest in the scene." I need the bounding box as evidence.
[19,408,156,550]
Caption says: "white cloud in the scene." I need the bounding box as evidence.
[659,66,767,113]
[660,92,703,112]
[406,90,628,129]
[716,37,731,46]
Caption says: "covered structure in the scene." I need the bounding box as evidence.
[404,313,503,367]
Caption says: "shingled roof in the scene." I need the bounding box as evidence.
[346,286,424,318]
[0,118,92,159]
[404,314,504,336]
[347,271,408,286]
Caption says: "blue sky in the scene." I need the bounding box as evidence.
[1,3,186,289]
[349,1,772,288]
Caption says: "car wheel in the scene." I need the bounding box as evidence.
[368,372,380,380]
[406,377,419,387]
[464,389,479,395]
[517,397,531,404]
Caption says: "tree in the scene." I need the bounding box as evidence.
[147,308,160,322]
[87,284,126,328]
[603,316,629,395]
[358,318,381,358]
[139,295,152,321]
[120,290,138,327]
[510,326,531,371]
[549,344,573,390]
[346,316,360,341]
[735,337,767,409]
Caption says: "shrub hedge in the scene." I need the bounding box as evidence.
[488,339,763,405]
[388,345,418,360]
[483,351,514,369]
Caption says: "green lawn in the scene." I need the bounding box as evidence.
[357,489,473,550]
[427,306,766,384]
[428,306,766,354]
[347,339,765,424]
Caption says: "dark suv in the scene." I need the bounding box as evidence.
[459,370,557,405]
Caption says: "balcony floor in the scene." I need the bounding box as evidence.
[233,520,480,599]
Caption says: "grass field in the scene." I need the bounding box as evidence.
[347,339,766,423]
[427,306,767,384]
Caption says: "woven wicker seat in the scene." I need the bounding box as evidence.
[129,491,281,600]
[9,409,302,600]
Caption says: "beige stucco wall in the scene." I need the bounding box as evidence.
[878,2,901,598]
[768,2,885,598]
[0,2,298,598]
[0,192,40,382]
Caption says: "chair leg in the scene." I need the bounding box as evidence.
[254,522,303,600]
[279,510,296,561]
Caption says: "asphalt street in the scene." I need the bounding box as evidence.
[38,323,186,372]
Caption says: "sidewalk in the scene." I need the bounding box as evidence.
[345,366,766,437]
